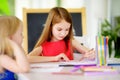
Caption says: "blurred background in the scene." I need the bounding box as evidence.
[0,0,120,36]
[0,0,120,57]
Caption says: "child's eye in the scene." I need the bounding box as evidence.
[57,28,62,31]
[66,29,69,31]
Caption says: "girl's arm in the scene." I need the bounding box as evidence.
[72,39,89,53]
[27,47,69,63]
[0,39,30,73]
[72,39,95,60]
[27,55,69,63]
[28,46,42,56]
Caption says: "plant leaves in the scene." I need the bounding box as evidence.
[0,0,11,15]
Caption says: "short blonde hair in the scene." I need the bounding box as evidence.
[0,16,21,58]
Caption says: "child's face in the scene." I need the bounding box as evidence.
[11,22,23,45]
[51,20,71,41]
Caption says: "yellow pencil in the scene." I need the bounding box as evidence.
[97,36,102,66]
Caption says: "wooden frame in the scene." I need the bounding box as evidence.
[23,7,86,54]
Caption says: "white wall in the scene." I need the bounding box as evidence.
[85,0,107,36]
[15,0,57,20]
[61,0,85,8]
[111,0,120,26]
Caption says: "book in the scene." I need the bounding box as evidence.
[80,66,115,72]
[59,59,96,66]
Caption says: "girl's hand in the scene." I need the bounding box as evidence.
[80,48,95,61]
[55,53,70,62]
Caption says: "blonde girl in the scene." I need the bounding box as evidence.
[0,16,30,80]
[28,7,95,63]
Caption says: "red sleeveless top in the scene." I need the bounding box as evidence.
[41,40,73,60]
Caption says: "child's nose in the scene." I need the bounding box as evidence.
[60,31,66,36]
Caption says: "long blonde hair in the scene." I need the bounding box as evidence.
[35,7,74,48]
[0,16,21,58]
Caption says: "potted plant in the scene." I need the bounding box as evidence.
[101,16,120,58]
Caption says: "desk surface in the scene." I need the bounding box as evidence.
[18,60,120,80]
[18,72,120,80]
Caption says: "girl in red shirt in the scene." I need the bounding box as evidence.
[28,7,95,63]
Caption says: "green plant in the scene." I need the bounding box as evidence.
[0,0,13,15]
[101,16,120,58]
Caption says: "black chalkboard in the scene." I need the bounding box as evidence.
[23,8,86,53]
[27,13,48,53]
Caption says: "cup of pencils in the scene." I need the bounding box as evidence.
[96,36,109,66]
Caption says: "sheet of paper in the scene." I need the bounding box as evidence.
[108,58,120,64]
[59,59,96,66]
[30,62,63,72]
[31,62,59,68]
[30,59,97,73]
[31,67,63,72]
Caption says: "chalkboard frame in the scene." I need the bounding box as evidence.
[23,7,86,54]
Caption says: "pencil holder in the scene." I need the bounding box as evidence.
[96,36,109,66]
